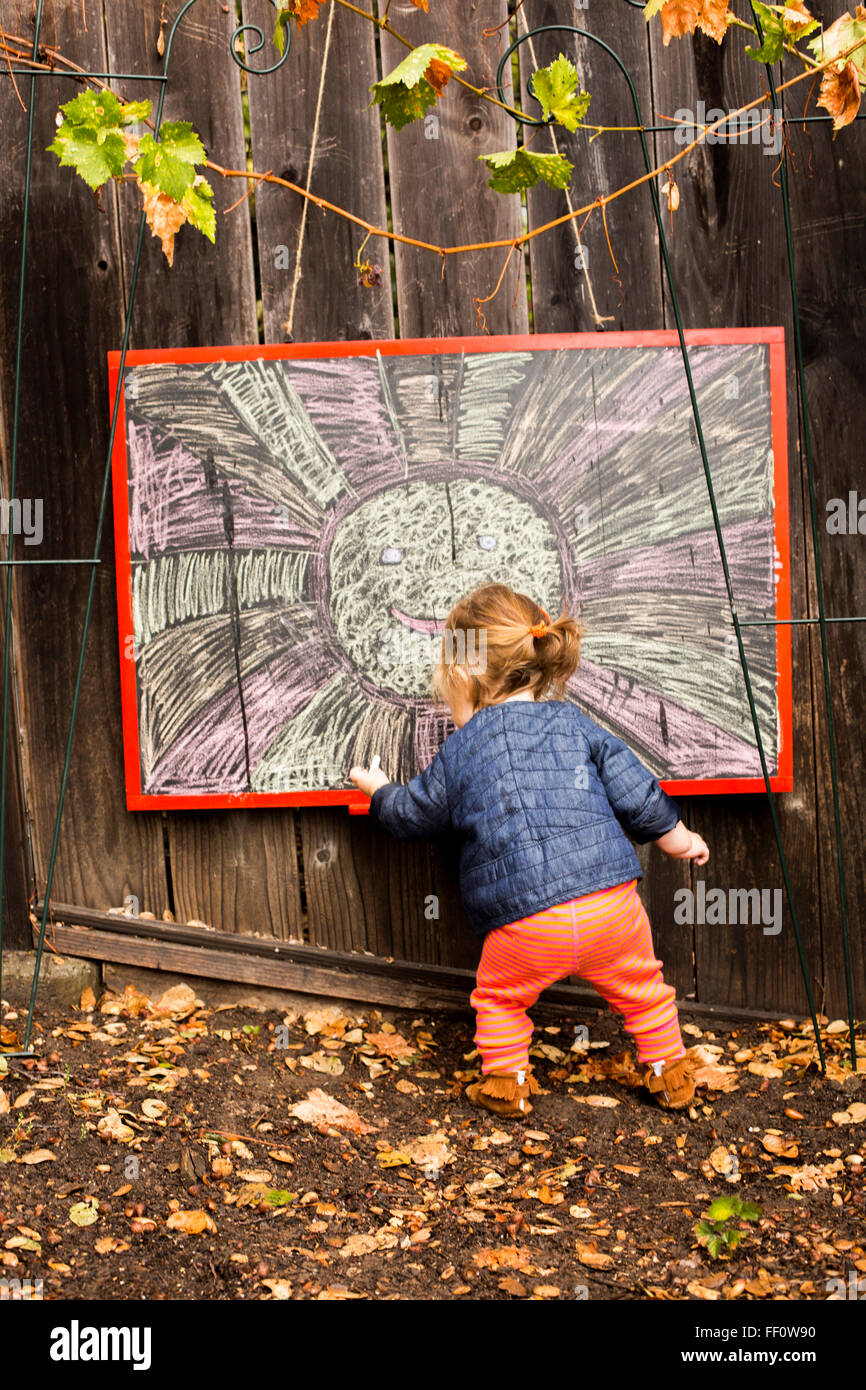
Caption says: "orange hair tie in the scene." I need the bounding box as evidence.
[529,606,551,639]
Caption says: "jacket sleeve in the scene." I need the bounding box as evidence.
[367,750,451,840]
[584,719,681,844]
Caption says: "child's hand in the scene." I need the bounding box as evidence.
[349,756,390,799]
[656,821,710,865]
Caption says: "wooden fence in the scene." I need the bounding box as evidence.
[0,0,863,1017]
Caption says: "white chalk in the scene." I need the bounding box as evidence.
[370,754,381,773]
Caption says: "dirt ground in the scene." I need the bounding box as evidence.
[1,979,864,1302]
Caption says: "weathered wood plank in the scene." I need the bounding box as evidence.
[518,2,695,998]
[243,0,439,958]
[242,0,395,344]
[647,23,819,1012]
[0,0,168,915]
[32,912,800,1022]
[381,0,529,338]
[378,0,527,972]
[103,0,304,940]
[781,14,866,1015]
[520,0,664,333]
[0,562,32,949]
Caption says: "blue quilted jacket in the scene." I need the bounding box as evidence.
[369,699,681,937]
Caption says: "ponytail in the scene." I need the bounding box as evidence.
[432,582,585,710]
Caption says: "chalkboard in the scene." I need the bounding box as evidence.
[108,330,791,811]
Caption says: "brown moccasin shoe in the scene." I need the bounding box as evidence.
[465,1066,541,1118]
[640,1054,695,1110]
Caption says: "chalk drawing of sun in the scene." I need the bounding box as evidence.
[120,340,782,799]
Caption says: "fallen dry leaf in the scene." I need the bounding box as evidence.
[338,1227,399,1258]
[687,1280,722,1300]
[261,1279,292,1299]
[289,1088,377,1135]
[403,1132,452,1173]
[832,1102,866,1126]
[300,1050,345,1077]
[152,984,198,1018]
[140,1098,168,1121]
[19,1148,56,1165]
[473,1246,532,1270]
[575,1240,613,1269]
[166,1209,215,1235]
[748,1061,784,1078]
[95,1236,129,1255]
[709,1145,740,1180]
[762,1133,799,1158]
[97,1109,135,1144]
[498,1276,527,1296]
[303,1006,349,1036]
[364,1031,416,1059]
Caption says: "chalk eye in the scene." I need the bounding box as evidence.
[380,546,403,565]
[477,534,496,551]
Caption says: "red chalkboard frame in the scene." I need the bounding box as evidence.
[108,328,792,811]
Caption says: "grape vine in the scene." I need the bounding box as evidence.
[20,1,864,268]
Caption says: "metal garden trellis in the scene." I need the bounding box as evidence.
[0,0,860,1071]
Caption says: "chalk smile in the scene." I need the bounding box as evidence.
[390,606,446,635]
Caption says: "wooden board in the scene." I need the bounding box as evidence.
[0,0,168,917]
[782,12,866,1016]
[102,0,302,940]
[648,22,820,1012]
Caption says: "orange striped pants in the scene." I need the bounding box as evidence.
[470,879,685,1073]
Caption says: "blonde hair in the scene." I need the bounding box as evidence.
[431,582,584,712]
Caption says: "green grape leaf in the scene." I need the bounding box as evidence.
[47,89,151,190]
[119,99,152,125]
[182,176,216,243]
[737,1200,762,1221]
[747,3,819,64]
[134,122,206,201]
[274,6,290,55]
[705,1196,739,1222]
[369,44,467,130]
[745,3,787,62]
[57,88,125,130]
[479,147,573,194]
[47,125,127,190]
[530,54,591,131]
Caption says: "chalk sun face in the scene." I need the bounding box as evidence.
[326,478,564,699]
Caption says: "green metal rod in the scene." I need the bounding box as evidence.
[751,0,857,1071]
[741,616,866,626]
[0,0,44,1028]
[497,24,827,1071]
[1,70,168,80]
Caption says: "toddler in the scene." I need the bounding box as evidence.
[350,583,709,1119]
